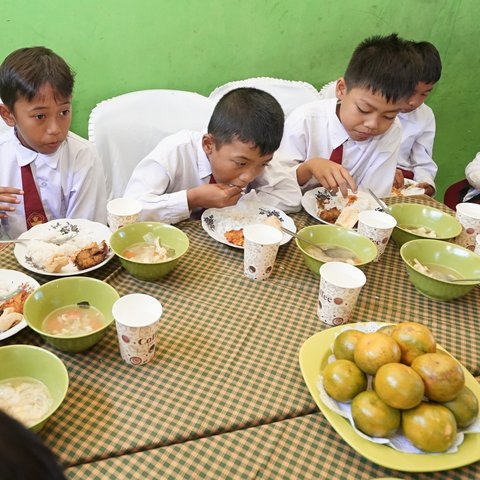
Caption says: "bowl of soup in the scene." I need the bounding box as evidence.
[0,344,68,432]
[295,225,377,277]
[400,239,480,301]
[23,277,119,352]
[389,203,462,246]
[109,222,189,281]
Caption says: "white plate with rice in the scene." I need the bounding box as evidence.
[0,269,40,340]
[301,187,378,224]
[201,205,296,249]
[390,178,426,197]
[14,219,114,276]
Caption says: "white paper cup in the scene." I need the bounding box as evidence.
[112,294,162,365]
[455,203,480,250]
[357,210,397,261]
[318,262,366,326]
[243,224,283,280]
[107,198,142,232]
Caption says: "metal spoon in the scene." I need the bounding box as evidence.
[448,278,480,283]
[0,231,78,246]
[368,189,389,212]
[279,225,358,261]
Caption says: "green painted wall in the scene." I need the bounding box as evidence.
[1,0,479,198]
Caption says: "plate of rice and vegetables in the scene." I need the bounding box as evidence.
[13,219,114,276]
[201,204,296,249]
[0,269,40,340]
[301,187,380,228]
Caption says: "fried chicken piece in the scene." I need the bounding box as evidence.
[319,207,341,223]
[224,229,244,246]
[73,241,109,270]
[1,289,31,314]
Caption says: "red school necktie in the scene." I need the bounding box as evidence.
[21,163,48,229]
[398,168,415,180]
[329,144,343,164]
[209,174,216,184]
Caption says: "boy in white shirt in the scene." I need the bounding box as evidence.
[394,41,442,196]
[125,88,300,223]
[0,47,107,239]
[276,33,422,198]
[464,152,480,203]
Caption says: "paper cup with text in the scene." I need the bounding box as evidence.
[455,203,480,250]
[357,210,397,261]
[243,224,283,281]
[318,262,366,326]
[107,198,142,232]
[112,294,162,365]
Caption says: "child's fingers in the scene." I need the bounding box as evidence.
[0,187,23,195]
[0,194,21,205]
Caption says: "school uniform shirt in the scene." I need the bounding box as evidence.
[397,104,437,190]
[464,151,480,201]
[275,98,402,197]
[0,129,107,239]
[124,130,302,224]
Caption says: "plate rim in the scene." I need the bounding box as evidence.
[299,321,480,472]
[0,269,40,340]
[201,205,296,249]
[13,218,114,277]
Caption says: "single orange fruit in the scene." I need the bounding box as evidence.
[374,362,424,409]
[411,352,464,402]
[322,359,367,402]
[392,322,436,365]
[333,329,365,361]
[353,332,401,375]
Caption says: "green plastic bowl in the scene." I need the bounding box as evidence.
[23,277,119,352]
[295,225,377,277]
[389,203,462,246]
[109,222,189,281]
[0,345,68,432]
[400,239,480,301]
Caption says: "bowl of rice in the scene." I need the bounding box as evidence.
[109,222,189,281]
[0,345,68,432]
[389,203,462,246]
[23,277,120,352]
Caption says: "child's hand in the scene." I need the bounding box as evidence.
[187,183,243,210]
[297,158,357,197]
[393,168,405,189]
[416,182,435,197]
[0,187,23,218]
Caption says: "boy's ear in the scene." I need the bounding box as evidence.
[202,133,215,155]
[0,104,16,127]
[335,78,347,101]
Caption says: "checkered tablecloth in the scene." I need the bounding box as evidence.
[64,413,480,480]
[1,196,479,478]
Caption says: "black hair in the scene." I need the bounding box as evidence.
[0,46,75,110]
[0,411,66,479]
[344,33,423,103]
[208,87,284,156]
[413,41,442,84]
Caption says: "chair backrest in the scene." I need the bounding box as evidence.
[208,77,321,117]
[88,89,214,200]
[318,80,337,100]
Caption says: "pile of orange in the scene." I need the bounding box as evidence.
[322,322,478,453]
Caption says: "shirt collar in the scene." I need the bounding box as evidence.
[327,98,350,148]
[13,129,60,168]
[195,131,212,179]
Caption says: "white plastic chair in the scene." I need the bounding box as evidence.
[318,80,337,100]
[88,89,215,200]
[209,77,321,117]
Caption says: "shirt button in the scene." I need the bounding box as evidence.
[41,182,47,187]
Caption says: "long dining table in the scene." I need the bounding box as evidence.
[1,195,479,480]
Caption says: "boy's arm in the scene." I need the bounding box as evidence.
[465,152,480,190]
[407,114,437,195]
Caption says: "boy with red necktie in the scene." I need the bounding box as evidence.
[0,47,107,239]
